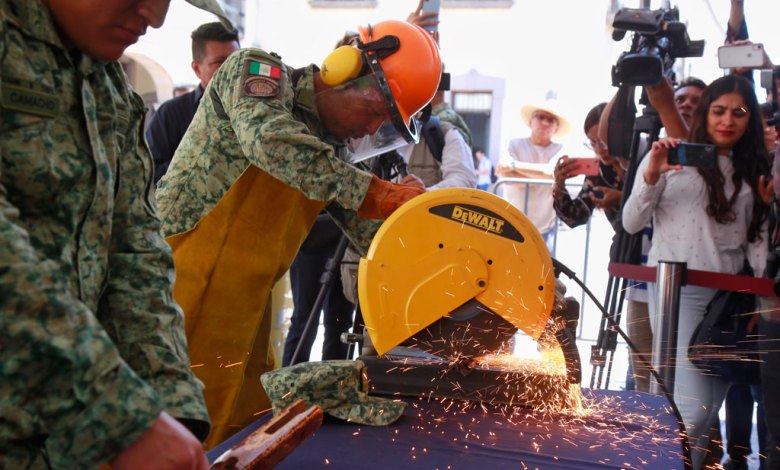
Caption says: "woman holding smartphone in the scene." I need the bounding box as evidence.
[552,102,625,228]
[623,74,770,470]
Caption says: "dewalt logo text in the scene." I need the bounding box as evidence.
[451,206,505,234]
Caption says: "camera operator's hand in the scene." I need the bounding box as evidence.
[646,78,688,138]
[645,77,675,109]
[111,412,208,470]
[643,138,683,186]
[591,186,622,210]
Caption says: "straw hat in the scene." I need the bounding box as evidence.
[520,100,571,137]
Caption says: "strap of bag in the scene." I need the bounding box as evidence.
[421,116,445,163]
[699,259,754,331]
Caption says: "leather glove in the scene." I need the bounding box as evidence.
[357,175,425,220]
[400,174,425,189]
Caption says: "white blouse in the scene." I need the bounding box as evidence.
[622,154,767,276]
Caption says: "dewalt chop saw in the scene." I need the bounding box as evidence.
[355,188,582,407]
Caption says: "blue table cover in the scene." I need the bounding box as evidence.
[207,389,685,469]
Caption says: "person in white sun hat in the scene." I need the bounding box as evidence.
[497,96,571,249]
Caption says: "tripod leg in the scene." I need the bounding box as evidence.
[289,235,351,365]
[603,277,627,389]
[590,275,615,389]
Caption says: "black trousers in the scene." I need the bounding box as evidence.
[724,382,765,465]
[760,317,780,469]
[282,215,354,366]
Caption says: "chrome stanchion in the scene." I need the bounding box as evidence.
[650,260,686,395]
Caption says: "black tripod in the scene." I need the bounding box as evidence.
[589,87,663,389]
[288,151,409,365]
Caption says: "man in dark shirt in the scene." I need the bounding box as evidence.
[145,22,239,183]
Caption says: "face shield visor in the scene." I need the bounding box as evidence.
[346,122,408,164]
[316,73,413,163]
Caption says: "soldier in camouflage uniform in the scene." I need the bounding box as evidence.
[156,20,442,448]
[0,0,231,468]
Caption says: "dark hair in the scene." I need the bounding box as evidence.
[191,22,240,62]
[688,74,769,242]
[583,102,607,134]
[674,76,707,93]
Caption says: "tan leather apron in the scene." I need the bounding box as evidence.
[166,166,325,448]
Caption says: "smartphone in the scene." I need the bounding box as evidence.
[667,142,716,168]
[568,157,601,177]
[718,43,772,69]
[420,0,440,32]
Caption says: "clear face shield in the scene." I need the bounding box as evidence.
[316,73,417,164]
[346,122,409,163]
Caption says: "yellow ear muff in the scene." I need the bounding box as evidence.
[320,46,363,86]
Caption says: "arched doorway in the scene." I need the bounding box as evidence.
[119,52,174,125]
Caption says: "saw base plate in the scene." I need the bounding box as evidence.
[360,348,581,410]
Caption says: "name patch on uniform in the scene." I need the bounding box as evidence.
[243,59,281,97]
[1,80,59,118]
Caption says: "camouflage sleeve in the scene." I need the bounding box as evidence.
[214,50,372,210]
[95,84,209,438]
[0,157,163,461]
[0,28,164,467]
[552,177,596,229]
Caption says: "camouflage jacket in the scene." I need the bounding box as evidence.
[0,1,208,467]
[156,49,380,254]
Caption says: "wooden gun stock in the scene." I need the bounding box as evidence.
[210,400,323,470]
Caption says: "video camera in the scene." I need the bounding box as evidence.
[611,7,705,87]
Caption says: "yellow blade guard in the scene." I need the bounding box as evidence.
[358,188,556,356]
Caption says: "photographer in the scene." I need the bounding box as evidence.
[553,102,624,227]
[596,76,702,393]
[622,75,770,469]
[497,99,570,249]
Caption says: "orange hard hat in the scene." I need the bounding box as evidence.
[358,21,441,143]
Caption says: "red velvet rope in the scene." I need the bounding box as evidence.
[608,262,777,297]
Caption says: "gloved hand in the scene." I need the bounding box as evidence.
[357,175,425,220]
[400,174,425,189]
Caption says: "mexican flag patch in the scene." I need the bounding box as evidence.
[243,59,282,97]
[248,60,281,79]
